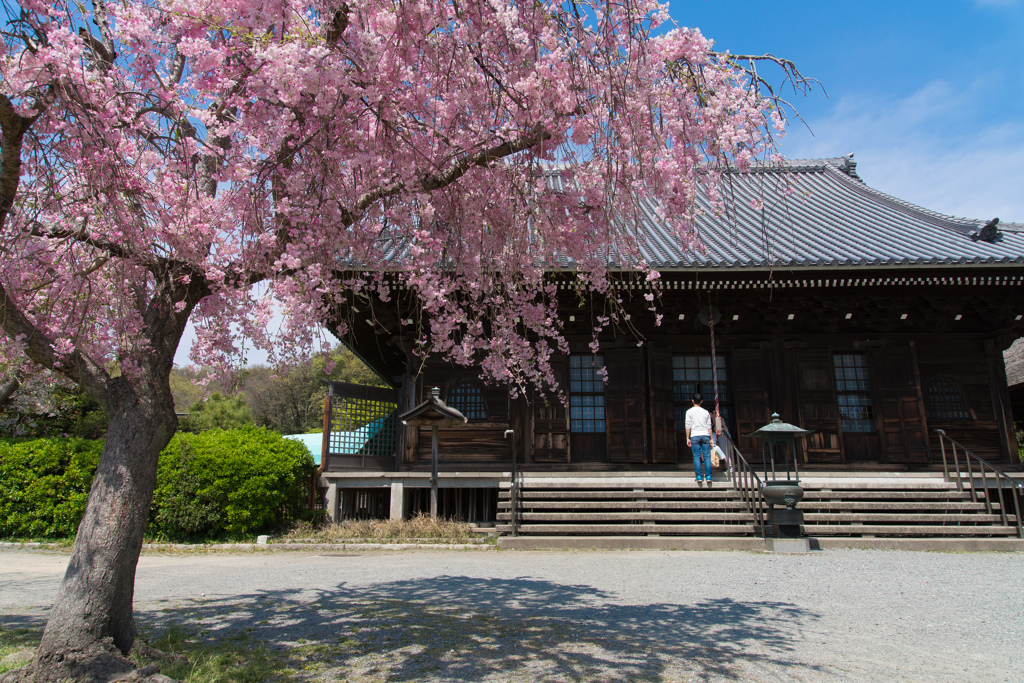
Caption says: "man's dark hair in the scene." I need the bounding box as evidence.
[692,392,703,404]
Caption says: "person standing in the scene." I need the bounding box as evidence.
[685,392,715,486]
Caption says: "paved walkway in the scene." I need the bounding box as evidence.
[2,547,1022,681]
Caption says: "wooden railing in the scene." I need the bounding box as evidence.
[718,431,767,539]
[935,429,1023,539]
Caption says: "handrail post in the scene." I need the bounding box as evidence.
[1015,485,1023,539]
[937,429,949,481]
[998,479,1009,528]
[965,449,977,503]
[952,442,963,492]
[980,466,992,515]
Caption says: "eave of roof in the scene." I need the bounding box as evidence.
[636,157,1024,270]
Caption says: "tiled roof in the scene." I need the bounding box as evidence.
[636,157,1024,271]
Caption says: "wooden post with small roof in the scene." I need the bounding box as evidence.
[399,387,468,517]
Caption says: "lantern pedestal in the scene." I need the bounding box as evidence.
[765,537,812,553]
[763,479,805,541]
[744,414,815,553]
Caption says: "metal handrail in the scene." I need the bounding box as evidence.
[935,429,1023,539]
[718,431,767,539]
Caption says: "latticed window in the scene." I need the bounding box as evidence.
[327,384,399,460]
[447,381,487,420]
[833,354,874,432]
[673,355,731,431]
[926,377,971,420]
[570,355,605,433]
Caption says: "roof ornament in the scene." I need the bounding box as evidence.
[969,218,1001,243]
[839,152,857,177]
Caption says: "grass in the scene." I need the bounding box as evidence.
[136,624,297,683]
[0,536,74,547]
[0,625,40,675]
[134,621,375,682]
[283,513,491,544]
[0,621,312,681]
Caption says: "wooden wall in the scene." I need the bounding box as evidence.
[380,272,1022,470]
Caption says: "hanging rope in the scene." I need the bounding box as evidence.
[708,293,722,435]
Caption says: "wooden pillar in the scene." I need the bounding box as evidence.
[985,339,1018,461]
[320,391,332,472]
[325,482,340,523]
[431,425,439,518]
[404,373,420,464]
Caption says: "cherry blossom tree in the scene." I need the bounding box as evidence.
[0,0,806,679]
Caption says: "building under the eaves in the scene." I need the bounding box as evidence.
[316,156,1024,549]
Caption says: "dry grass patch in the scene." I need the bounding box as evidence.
[284,513,489,544]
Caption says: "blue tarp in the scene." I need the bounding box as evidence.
[283,433,324,466]
[284,416,391,465]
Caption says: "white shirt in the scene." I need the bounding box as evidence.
[684,405,713,437]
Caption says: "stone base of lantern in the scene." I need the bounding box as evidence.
[765,537,813,553]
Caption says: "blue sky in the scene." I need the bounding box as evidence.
[672,0,1024,222]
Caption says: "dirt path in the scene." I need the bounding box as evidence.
[2,547,1022,681]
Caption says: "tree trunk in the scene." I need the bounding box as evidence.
[27,376,178,682]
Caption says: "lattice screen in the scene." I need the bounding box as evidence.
[327,382,399,463]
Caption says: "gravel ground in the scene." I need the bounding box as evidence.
[1,547,1022,682]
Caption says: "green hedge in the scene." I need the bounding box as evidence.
[149,426,315,540]
[0,427,315,541]
[0,438,102,538]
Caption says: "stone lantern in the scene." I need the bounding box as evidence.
[745,413,814,552]
[399,387,467,518]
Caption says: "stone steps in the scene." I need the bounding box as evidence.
[798,501,998,511]
[500,500,748,510]
[800,513,1014,524]
[801,524,1018,536]
[501,524,758,535]
[498,511,756,522]
[495,471,1022,539]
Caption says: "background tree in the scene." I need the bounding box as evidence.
[168,367,222,416]
[244,345,387,434]
[177,393,252,433]
[0,0,806,679]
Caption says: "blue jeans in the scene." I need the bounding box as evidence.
[691,435,713,481]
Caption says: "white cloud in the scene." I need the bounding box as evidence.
[780,80,1024,223]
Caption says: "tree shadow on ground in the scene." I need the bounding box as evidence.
[132,573,834,682]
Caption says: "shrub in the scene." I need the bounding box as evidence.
[150,426,315,540]
[0,438,102,538]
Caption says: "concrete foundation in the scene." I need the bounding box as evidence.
[389,481,404,520]
[765,537,813,553]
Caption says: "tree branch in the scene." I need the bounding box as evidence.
[0,279,109,395]
[0,363,21,408]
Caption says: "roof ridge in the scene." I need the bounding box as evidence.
[818,163,991,236]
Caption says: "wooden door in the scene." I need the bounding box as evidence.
[532,357,570,462]
[605,349,647,463]
[871,345,930,464]
[731,348,771,458]
[793,350,844,464]
[647,348,678,463]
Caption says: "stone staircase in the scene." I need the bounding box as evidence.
[797,473,1018,538]
[497,473,756,537]
[495,471,1022,548]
